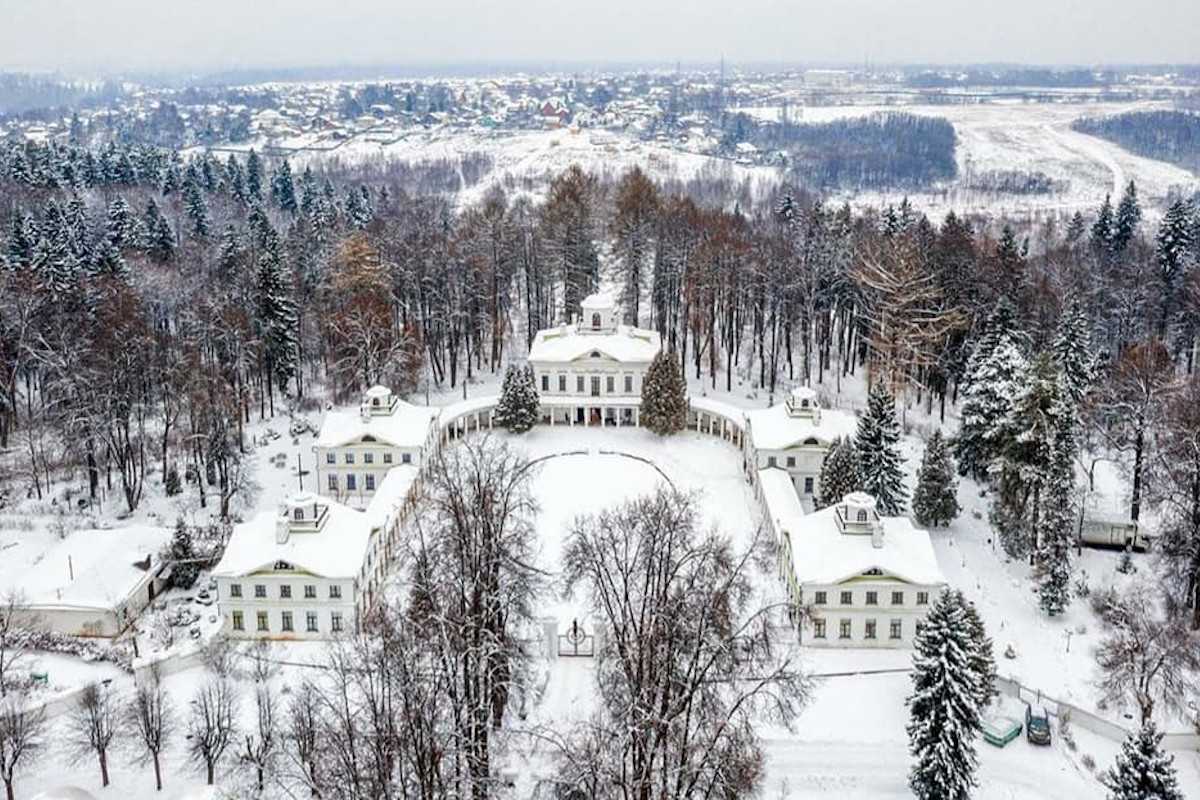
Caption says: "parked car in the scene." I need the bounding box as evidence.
[1025,705,1052,745]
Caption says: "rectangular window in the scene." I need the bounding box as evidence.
[786,456,796,468]
[232,611,244,631]
[814,591,827,605]
[767,456,777,467]
[839,619,852,639]
[917,592,929,606]
[327,474,338,491]
[257,611,269,632]
[229,584,242,598]
[331,612,344,633]
[402,452,412,464]
[813,619,826,639]
[865,620,877,639]
[281,611,294,632]
[803,476,814,494]
[280,585,292,599]
[345,452,355,464]
[840,590,852,605]
[576,376,584,393]
[254,584,267,599]
[866,591,878,606]
[325,453,335,464]
[365,474,376,491]
[606,376,614,394]
[306,612,318,632]
[624,375,633,393]
[330,585,342,599]
[383,452,393,464]
[304,585,316,599]
[891,591,905,606]
[364,453,374,464]
[541,375,549,391]
[346,474,357,491]
[890,619,903,640]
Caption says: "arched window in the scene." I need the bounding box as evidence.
[592,313,601,328]
[801,399,809,407]
[803,437,820,446]
[293,508,304,521]
[856,509,868,523]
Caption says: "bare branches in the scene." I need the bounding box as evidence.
[0,697,46,800]
[187,678,239,786]
[66,681,118,787]
[125,667,174,792]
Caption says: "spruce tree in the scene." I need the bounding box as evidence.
[962,600,997,709]
[1092,193,1114,252]
[1112,180,1142,256]
[1154,199,1196,335]
[817,437,862,509]
[907,590,984,800]
[1104,723,1184,800]
[245,148,264,201]
[1036,435,1075,616]
[1052,300,1095,404]
[271,159,298,215]
[855,379,907,516]
[956,303,1027,482]
[106,197,136,249]
[640,346,688,435]
[169,516,199,589]
[913,430,960,527]
[182,172,210,238]
[254,232,299,403]
[494,364,540,434]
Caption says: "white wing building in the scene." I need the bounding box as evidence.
[527,293,661,427]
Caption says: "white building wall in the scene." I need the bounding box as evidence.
[315,443,421,505]
[799,581,944,648]
[754,447,827,508]
[216,574,358,641]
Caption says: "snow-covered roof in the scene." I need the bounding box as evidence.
[689,396,748,426]
[213,496,376,580]
[758,468,807,539]
[527,324,661,365]
[5,525,171,612]
[364,464,420,528]
[788,502,945,587]
[580,292,614,310]
[746,401,857,451]
[315,397,439,449]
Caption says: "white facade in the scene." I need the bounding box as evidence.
[314,385,438,507]
[760,485,946,649]
[213,475,418,641]
[527,293,661,427]
[745,387,857,510]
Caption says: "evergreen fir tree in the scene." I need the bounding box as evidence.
[165,466,182,497]
[913,430,960,527]
[1154,199,1196,335]
[1104,723,1184,800]
[1066,211,1086,244]
[1112,180,1142,256]
[640,346,688,435]
[254,233,300,398]
[106,196,136,249]
[1051,300,1095,403]
[962,600,998,708]
[956,303,1028,482]
[1036,434,1075,616]
[494,364,540,433]
[245,148,264,201]
[169,516,199,589]
[271,159,298,215]
[907,590,984,800]
[817,437,862,509]
[1092,193,1114,252]
[182,171,210,238]
[855,379,907,515]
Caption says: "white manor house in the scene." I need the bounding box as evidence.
[212,293,945,645]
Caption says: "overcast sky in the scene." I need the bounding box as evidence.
[0,0,1196,74]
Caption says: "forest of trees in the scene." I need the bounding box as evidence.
[1072,110,1200,174]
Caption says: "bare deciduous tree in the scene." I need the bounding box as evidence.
[240,683,278,794]
[559,487,811,799]
[126,667,174,792]
[1093,586,1200,724]
[67,681,118,787]
[0,698,46,800]
[187,679,239,785]
[0,594,31,700]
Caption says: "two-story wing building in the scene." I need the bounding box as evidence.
[760,482,945,648]
[212,468,419,641]
[314,385,438,507]
[527,293,661,427]
[745,387,857,510]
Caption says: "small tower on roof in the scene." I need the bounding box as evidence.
[360,385,398,421]
[579,293,619,334]
[275,492,330,543]
[786,386,821,423]
[836,491,885,548]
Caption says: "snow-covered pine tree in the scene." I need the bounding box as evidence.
[907,590,984,800]
[1036,434,1075,616]
[271,159,298,215]
[1154,199,1196,336]
[254,232,299,407]
[182,170,210,238]
[640,346,688,435]
[956,302,1028,482]
[1104,723,1184,800]
[245,148,264,201]
[817,436,862,509]
[1112,180,1142,256]
[856,379,907,515]
[1052,300,1095,404]
[1092,193,1114,252]
[962,599,998,708]
[494,364,540,433]
[169,516,198,589]
[106,196,136,249]
[913,429,960,527]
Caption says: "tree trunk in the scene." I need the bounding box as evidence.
[1130,425,1144,522]
[100,749,109,787]
[153,753,163,791]
[206,761,214,785]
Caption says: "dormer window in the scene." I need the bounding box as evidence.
[857,510,868,523]
[590,350,601,358]
[592,313,601,328]
[372,398,380,406]
[293,508,304,522]
[274,560,292,570]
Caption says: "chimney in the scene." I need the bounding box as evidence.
[275,517,290,544]
[871,522,884,549]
